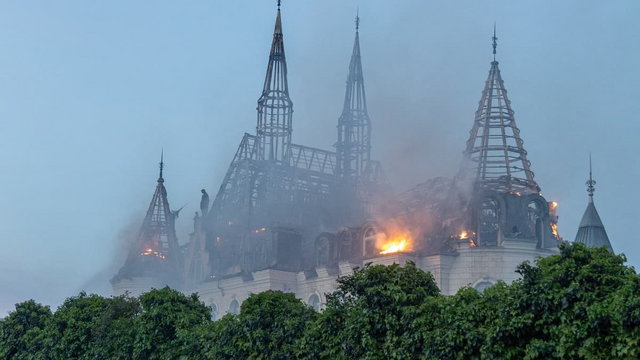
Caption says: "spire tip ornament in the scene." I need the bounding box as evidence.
[492,23,498,61]
[586,153,596,201]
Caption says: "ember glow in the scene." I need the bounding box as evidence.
[459,231,469,239]
[378,231,412,255]
[551,223,559,239]
[140,248,166,259]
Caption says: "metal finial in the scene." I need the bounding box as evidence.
[586,153,596,201]
[277,0,281,10]
[355,7,360,31]
[492,23,498,61]
[159,149,164,182]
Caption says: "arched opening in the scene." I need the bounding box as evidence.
[315,235,331,266]
[527,200,543,246]
[308,294,321,312]
[228,299,240,315]
[362,226,378,257]
[478,198,500,246]
[474,281,494,293]
[210,303,218,321]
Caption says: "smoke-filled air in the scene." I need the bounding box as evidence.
[0,0,638,316]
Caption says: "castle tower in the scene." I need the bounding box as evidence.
[112,153,182,291]
[462,26,539,195]
[256,1,293,162]
[453,28,557,249]
[336,14,372,182]
[574,157,613,252]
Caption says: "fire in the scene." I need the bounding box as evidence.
[459,231,469,239]
[550,223,559,239]
[550,201,558,210]
[254,227,267,234]
[380,237,410,254]
[378,230,412,255]
[140,248,166,259]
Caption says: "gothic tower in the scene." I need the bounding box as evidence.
[455,28,558,249]
[574,156,613,252]
[336,15,372,182]
[256,1,293,162]
[462,26,539,194]
[112,153,183,290]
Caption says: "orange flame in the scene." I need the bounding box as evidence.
[378,231,412,255]
[459,231,469,240]
[140,247,166,259]
[551,223,559,239]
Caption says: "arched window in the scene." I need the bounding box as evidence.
[308,294,321,312]
[479,198,500,246]
[228,299,240,315]
[474,281,494,293]
[362,226,378,257]
[210,303,218,321]
[316,236,330,266]
[527,200,543,246]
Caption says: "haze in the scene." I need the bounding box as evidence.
[0,0,638,314]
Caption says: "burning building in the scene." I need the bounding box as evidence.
[112,6,608,315]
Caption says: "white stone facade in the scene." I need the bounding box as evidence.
[189,238,557,319]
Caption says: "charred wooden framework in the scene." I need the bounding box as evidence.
[190,6,385,280]
[112,153,183,286]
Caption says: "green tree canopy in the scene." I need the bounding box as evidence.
[208,290,316,360]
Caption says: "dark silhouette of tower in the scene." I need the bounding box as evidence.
[196,4,385,279]
[575,156,612,252]
[112,152,182,287]
[452,28,557,249]
[336,15,372,182]
[256,3,293,162]
[462,26,539,195]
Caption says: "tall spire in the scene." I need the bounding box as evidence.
[159,149,164,183]
[256,1,293,162]
[461,29,539,194]
[492,23,497,61]
[336,14,372,180]
[123,157,181,273]
[587,153,596,202]
[575,156,613,252]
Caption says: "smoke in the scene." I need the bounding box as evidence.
[75,217,140,297]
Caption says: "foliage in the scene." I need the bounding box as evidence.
[2,243,639,360]
[134,287,210,360]
[303,261,440,359]
[0,300,51,360]
[207,290,316,360]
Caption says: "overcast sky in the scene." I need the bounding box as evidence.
[1,1,638,315]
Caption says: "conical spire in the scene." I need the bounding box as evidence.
[126,155,180,267]
[336,13,372,180]
[462,29,539,194]
[575,156,613,252]
[256,2,293,162]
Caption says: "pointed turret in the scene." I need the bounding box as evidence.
[575,156,613,252]
[114,153,182,285]
[462,28,539,194]
[336,14,372,181]
[256,1,293,162]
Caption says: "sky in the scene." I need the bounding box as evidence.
[0,1,639,315]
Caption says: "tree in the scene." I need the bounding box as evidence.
[134,287,210,360]
[481,242,640,359]
[0,300,52,360]
[304,261,440,360]
[46,292,139,360]
[207,290,316,360]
